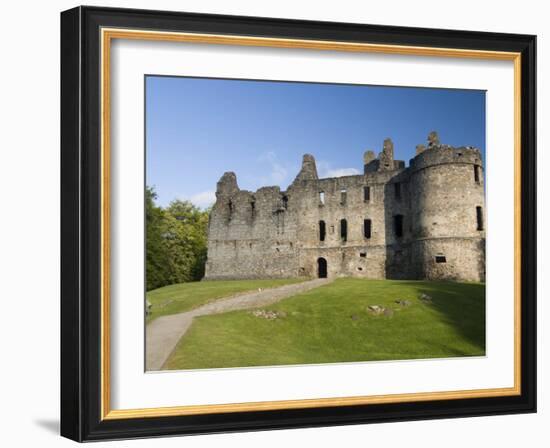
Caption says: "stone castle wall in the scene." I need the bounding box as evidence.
[204,132,486,282]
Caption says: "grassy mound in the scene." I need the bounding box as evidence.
[164,278,485,370]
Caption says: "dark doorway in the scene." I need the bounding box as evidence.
[317,257,328,278]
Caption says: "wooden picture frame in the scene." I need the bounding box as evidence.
[61,5,536,441]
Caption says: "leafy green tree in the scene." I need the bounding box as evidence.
[145,186,169,290]
[165,200,210,281]
[145,188,210,291]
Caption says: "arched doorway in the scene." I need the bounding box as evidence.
[317,257,327,278]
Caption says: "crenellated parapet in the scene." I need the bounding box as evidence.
[410,145,483,171]
[410,131,483,172]
[364,138,405,173]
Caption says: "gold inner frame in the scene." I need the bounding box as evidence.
[100,27,522,421]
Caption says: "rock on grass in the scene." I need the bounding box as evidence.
[420,293,433,303]
[251,309,286,319]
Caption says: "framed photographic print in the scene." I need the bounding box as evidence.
[60,6,536,442]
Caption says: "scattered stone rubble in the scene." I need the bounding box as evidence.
[367,305,385,315]
[366,305,396,317]
[251,309,287,319]
[420,293,433,303]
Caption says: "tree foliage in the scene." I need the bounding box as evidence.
[146,186,210,291]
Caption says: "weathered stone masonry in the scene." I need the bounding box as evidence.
[205,132,485,282]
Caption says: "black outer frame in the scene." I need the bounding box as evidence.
[60,6,537,442]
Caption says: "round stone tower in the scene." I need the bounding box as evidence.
[409,133,485,281]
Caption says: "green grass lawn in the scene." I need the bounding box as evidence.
[163,278,485,370]
[146,278,305,323]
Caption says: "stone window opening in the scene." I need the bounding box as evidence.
[435,255,447,263]
[394,214,404,238]
[476,206,484,230]
[474,165,481,183]
[359,252,367,258]
[282,195,288,209]
[394,182,401,200]
[340,219,348,242]
[319,191,325,205]
[228,200,233,220]
[250,200,256,217]
[357,267,363,271]
[363,186,370,202]
[363,219,372,239]
[340,189,347,205]
[319,220,326,242]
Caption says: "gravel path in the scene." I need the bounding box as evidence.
[146,278,333,371]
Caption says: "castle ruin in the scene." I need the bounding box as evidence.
[204,132,485,282]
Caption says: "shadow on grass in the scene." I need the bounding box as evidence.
[398,281,486,354]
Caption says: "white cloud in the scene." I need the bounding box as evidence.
[317,160,360,179]
[187,190,216,208]
[325,167,361,177]
[257,151,290,186]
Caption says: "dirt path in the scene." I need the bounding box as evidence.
[146,278,333,371]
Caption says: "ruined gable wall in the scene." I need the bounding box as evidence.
[205,176,299,280]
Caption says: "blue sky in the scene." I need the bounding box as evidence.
[146,76,485,208]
